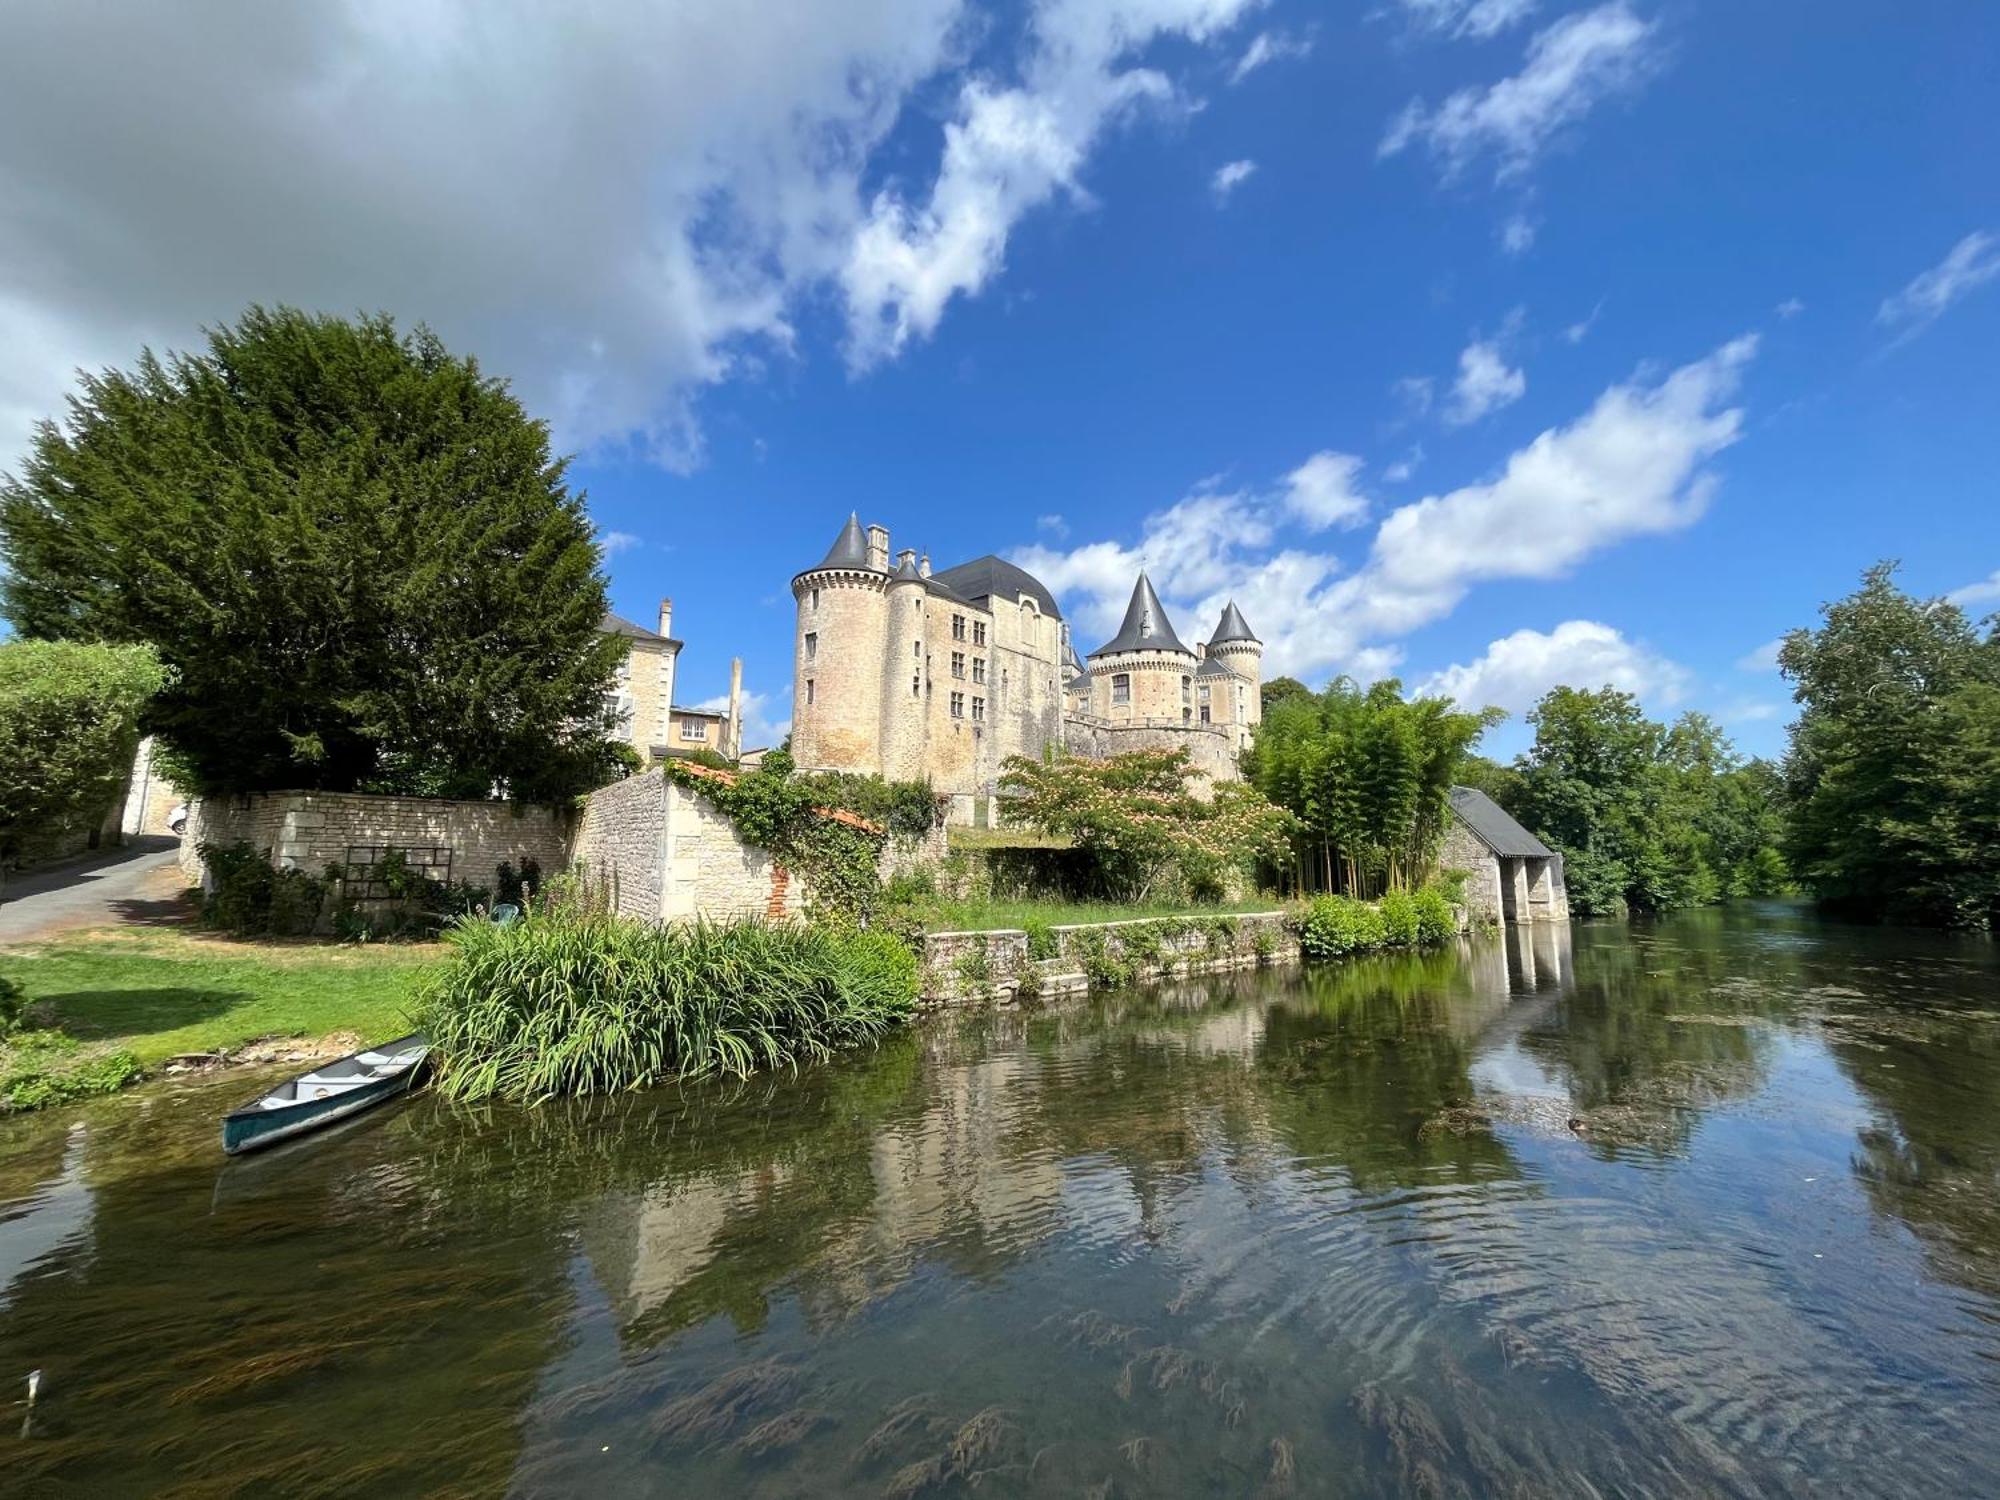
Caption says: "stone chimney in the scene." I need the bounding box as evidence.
[865,523,890,572]
[896,548,917,574]
[918,551,932,579]
[658,597,673,639]
[727,657,744,760]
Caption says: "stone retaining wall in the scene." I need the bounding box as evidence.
[921,911,1298,1007]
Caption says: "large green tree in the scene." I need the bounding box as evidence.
[1780,563,2000,927]
[0,639,165,867]
[0,307,627,800]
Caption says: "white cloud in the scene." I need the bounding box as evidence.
[1017,334,1758,683]
[692,685,791,752]
[1735,636,1784,673]
[1229,28,1313,84]
[1211,159,1259,201]
[1444,338,1526,424]
[843,0,1262,370]
[1499,212,1538,255]
[0,0,1267,472]
[1380,2,1660,183]
[1036,513,1071,538]
[1383,445,1424,482]
[1390,0,1540,41]
[1776,297,1805,319]
[1563,299,1604,343]
[600,530,642,556]
[1282,451,1371,530]
[1877,231,2000,341]
[1948,569,2000,611]
[1414,619,1689,712]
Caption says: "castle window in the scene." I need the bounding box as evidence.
[804,632,817,662]
[681,718,708,741]
[972,657,985,684]
[912,673,920,695]
[971,696,985,722]
[1200,705,1211,724]
[1182,675,1192,703]
[973,621,987,646]
[951,651,966,679]
[950,692,965,719]
[810,589,820,611]
[806,679,815,705]
[1183,707,1191,724]
[914,641,921,657]
[1112,673,1130,705]
[952,614,966,641]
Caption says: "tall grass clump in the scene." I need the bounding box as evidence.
[414,909,918,1103]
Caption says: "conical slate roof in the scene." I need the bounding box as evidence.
[813,512,874,571]
[1209,600,1259,646]
[1093,573,1192,657]
[892,551,924,581]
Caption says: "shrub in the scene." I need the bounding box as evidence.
[1413,887,1456,945]
[1072,929,1136,990]
[1293,895,1389,960]
[1010,952,1043,1002]
[1122,922,1167,974]
[1252,925,1279,964]
[1378,889,1420,948]
[415,909,917,1102]
[953,938,995,998]
[199,840,337,936]
[0,973,26,1035]
[1023,916,1060,962]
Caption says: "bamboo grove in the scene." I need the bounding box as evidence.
[1243,679,1501,898]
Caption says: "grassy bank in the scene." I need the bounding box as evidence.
[2,930,433,1111]
[918,896,1282,932]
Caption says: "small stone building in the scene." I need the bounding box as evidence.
[1441,786,1568,926]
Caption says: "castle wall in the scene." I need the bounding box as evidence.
[793,570,887,774]
[1088,648,1198,724]
[1062,715,1240,785]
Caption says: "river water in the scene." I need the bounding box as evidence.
[4,905,1999,1497]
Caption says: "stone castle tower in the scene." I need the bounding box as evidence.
[791,515,1263,820]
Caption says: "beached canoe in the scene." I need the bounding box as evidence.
[221,1033,429,1156]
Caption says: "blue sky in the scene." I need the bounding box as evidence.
[3,2,1996,758]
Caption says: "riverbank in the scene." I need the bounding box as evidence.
[1,929,433,1111]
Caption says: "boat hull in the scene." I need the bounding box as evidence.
[222,1068,419,1156]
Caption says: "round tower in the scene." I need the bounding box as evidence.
[1087,573,1199,722]
[880,549,929,781]
[1206,600,1264,739]
[791,513,888,773]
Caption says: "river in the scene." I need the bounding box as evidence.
[3,904,1998,1496]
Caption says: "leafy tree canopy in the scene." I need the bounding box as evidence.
[1780,562,2000,927]
[0,639,165,864]
[1244,677,1500,896]
[1001,746,1293,902]
[0,306,627,801]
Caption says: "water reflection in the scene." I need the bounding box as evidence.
[2,908,1998,1496]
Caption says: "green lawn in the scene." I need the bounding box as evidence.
[3,931,436,1066]
[921,896,1285,932]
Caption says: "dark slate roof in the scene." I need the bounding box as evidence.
[1209,600,1259,646]
[927,555,1063,619]
[923,574,976,607]
[1196,654,1239,679]
[601,611,679,647]
[811,512,876,571]
[891,552,924,582]
[1448,787,1553,858]
[1093,572,1192,657]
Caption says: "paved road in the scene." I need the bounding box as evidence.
[0,837,188,943]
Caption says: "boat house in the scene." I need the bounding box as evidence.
[1443,787,1568,926]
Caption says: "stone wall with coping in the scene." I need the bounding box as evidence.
[661,776,809,922]
[571,769,668,921]
[921,910,1298,1007]
[179,791,573,893]
[1061,715,1240,786]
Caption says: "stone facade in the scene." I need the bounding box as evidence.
[180,791,572,892]
[789,515,1264,819]
[607,599,744,765]
[1439,815,1507,926]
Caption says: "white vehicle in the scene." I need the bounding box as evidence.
[167,803,189,836]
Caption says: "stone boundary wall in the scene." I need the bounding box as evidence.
[659,776,809,922]
[921,911,1298,1007]
[179,792,572,895]
[571,770,668,921]
[1061,715,1239,785]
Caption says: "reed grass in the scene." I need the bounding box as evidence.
[414,910,918,1102]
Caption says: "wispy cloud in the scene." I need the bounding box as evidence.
[1499,212,1538,255]
[1282,451,1371,531]
[1775,297,1805,319]
[600,530,642,556]
[1877,231,2000,341]
[1035,513,1070,539]
[1563,299,1605,343]
[1380,2,1661,184]
[1734,637,1784,673]
[1388,0,1540,41]
[1210,158,1258,202]
[1229,29,1313,84]
[1948,569,2000,611]
[1444,338,1526,425]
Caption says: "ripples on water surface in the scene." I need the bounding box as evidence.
[4,904,2000,1496]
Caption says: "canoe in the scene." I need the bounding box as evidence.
[221,1033,430,1156]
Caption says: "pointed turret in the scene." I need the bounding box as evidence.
[814,512,874,571]
[1093,572,1192,657]
[1209,600,1258,646]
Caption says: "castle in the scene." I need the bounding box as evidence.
[789,514,1263,822]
